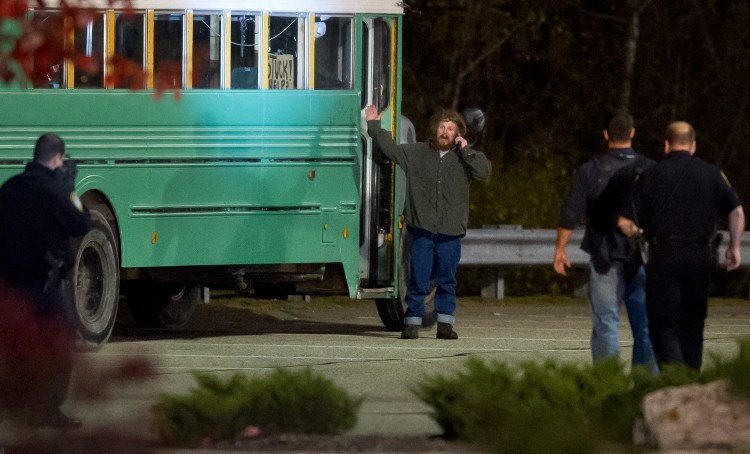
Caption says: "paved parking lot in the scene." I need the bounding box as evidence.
[54,295,750,443]
[3,294,748,452]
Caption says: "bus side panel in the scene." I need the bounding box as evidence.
[0,90,363,296]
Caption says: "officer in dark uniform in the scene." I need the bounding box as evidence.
[0,133,90,427]
[618,121,745,370]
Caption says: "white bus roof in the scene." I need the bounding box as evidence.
[34,0,404,15]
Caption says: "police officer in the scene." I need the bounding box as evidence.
[618,121,745,370]
[0,133,90,427]
[554,113,657,370]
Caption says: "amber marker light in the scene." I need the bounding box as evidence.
[151,231,157,244]
[343,227,349,238]
[308,170,316,180]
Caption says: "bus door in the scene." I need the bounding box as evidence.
[359,16,398,293]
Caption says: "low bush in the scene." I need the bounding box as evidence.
[152,368,363,447]
[415,339,750,454]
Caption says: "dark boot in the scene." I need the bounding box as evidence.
[436,322,458,340]
[400,325,419,339]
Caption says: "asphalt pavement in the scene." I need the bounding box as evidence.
[2,294,749,452]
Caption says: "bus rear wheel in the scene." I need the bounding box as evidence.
[71,208,120,351]
[376,287,436,332]
[375,298,405,331]
[375,228,436,331]
[125,282,200,328]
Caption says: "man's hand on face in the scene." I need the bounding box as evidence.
[454,135,468,150]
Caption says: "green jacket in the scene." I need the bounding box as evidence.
[367,120,491,236]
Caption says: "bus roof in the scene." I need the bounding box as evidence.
[34,0,405,15]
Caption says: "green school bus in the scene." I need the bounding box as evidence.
[0,0,411,348]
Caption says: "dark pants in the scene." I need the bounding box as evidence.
[404,227,461,326]
[0,278,75,421]
[645,244,712,370]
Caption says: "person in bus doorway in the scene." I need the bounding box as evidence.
[554,113,657,372]
[618,121,744,370]
[0,133,90,428]
[365,105,491,340]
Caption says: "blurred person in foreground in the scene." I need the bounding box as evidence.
[618,121,744,370]
[0,133,90,428]
[365,105,491,340]
[554,113,657,371]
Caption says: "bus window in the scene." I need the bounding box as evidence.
[74,13,105,88]
[154,13,184,88]
[372,19,391,111]
[230,13,259,89]
[193,13,222,89]
[114,13,145,89]
[313,16,352,90]
[32,12,65,89]
[73,14,104,88]
[268,14,306,89]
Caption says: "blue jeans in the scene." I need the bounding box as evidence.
[588,261,657,371]
[404,228,461,327]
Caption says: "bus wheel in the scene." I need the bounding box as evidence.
[376,287,436,332]
[72,209,120,351]
[375,227,436,331]
[375,298,406,331]
[125,282,200,328]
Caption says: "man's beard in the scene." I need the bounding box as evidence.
[435,134,454,151]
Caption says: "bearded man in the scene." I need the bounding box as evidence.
[365,105,491,340]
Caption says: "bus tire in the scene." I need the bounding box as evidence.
[376,287,436,331]
[125,282,200,328]
[375,227,436,331]
[375,226,410,331]
[71,208,120,351]
[375,297,405,331]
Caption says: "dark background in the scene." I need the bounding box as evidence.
[400,0,750,296]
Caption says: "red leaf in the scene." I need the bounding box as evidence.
[0,0,29,18]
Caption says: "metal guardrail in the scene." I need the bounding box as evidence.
[460,227,749,299]
[460,227,587,266]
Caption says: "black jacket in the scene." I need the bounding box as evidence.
[0,162,90,288]
[559,148,653,271]
[625,151,742,243]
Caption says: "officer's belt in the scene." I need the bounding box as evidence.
[649,236,710,246]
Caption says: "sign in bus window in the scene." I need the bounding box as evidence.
[31,12,65,89]
[193,13,222,89]
[314,16,352,90]
[268,15,306,89]
[154,13,184,89]
[114,13,145,89]
[230,14,259,89]
[268,54,294,89]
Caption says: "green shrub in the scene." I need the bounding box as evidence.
[414,358,624,454]
[415,339,750,454]
[152,368,364,447]
[703,338,750,397]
